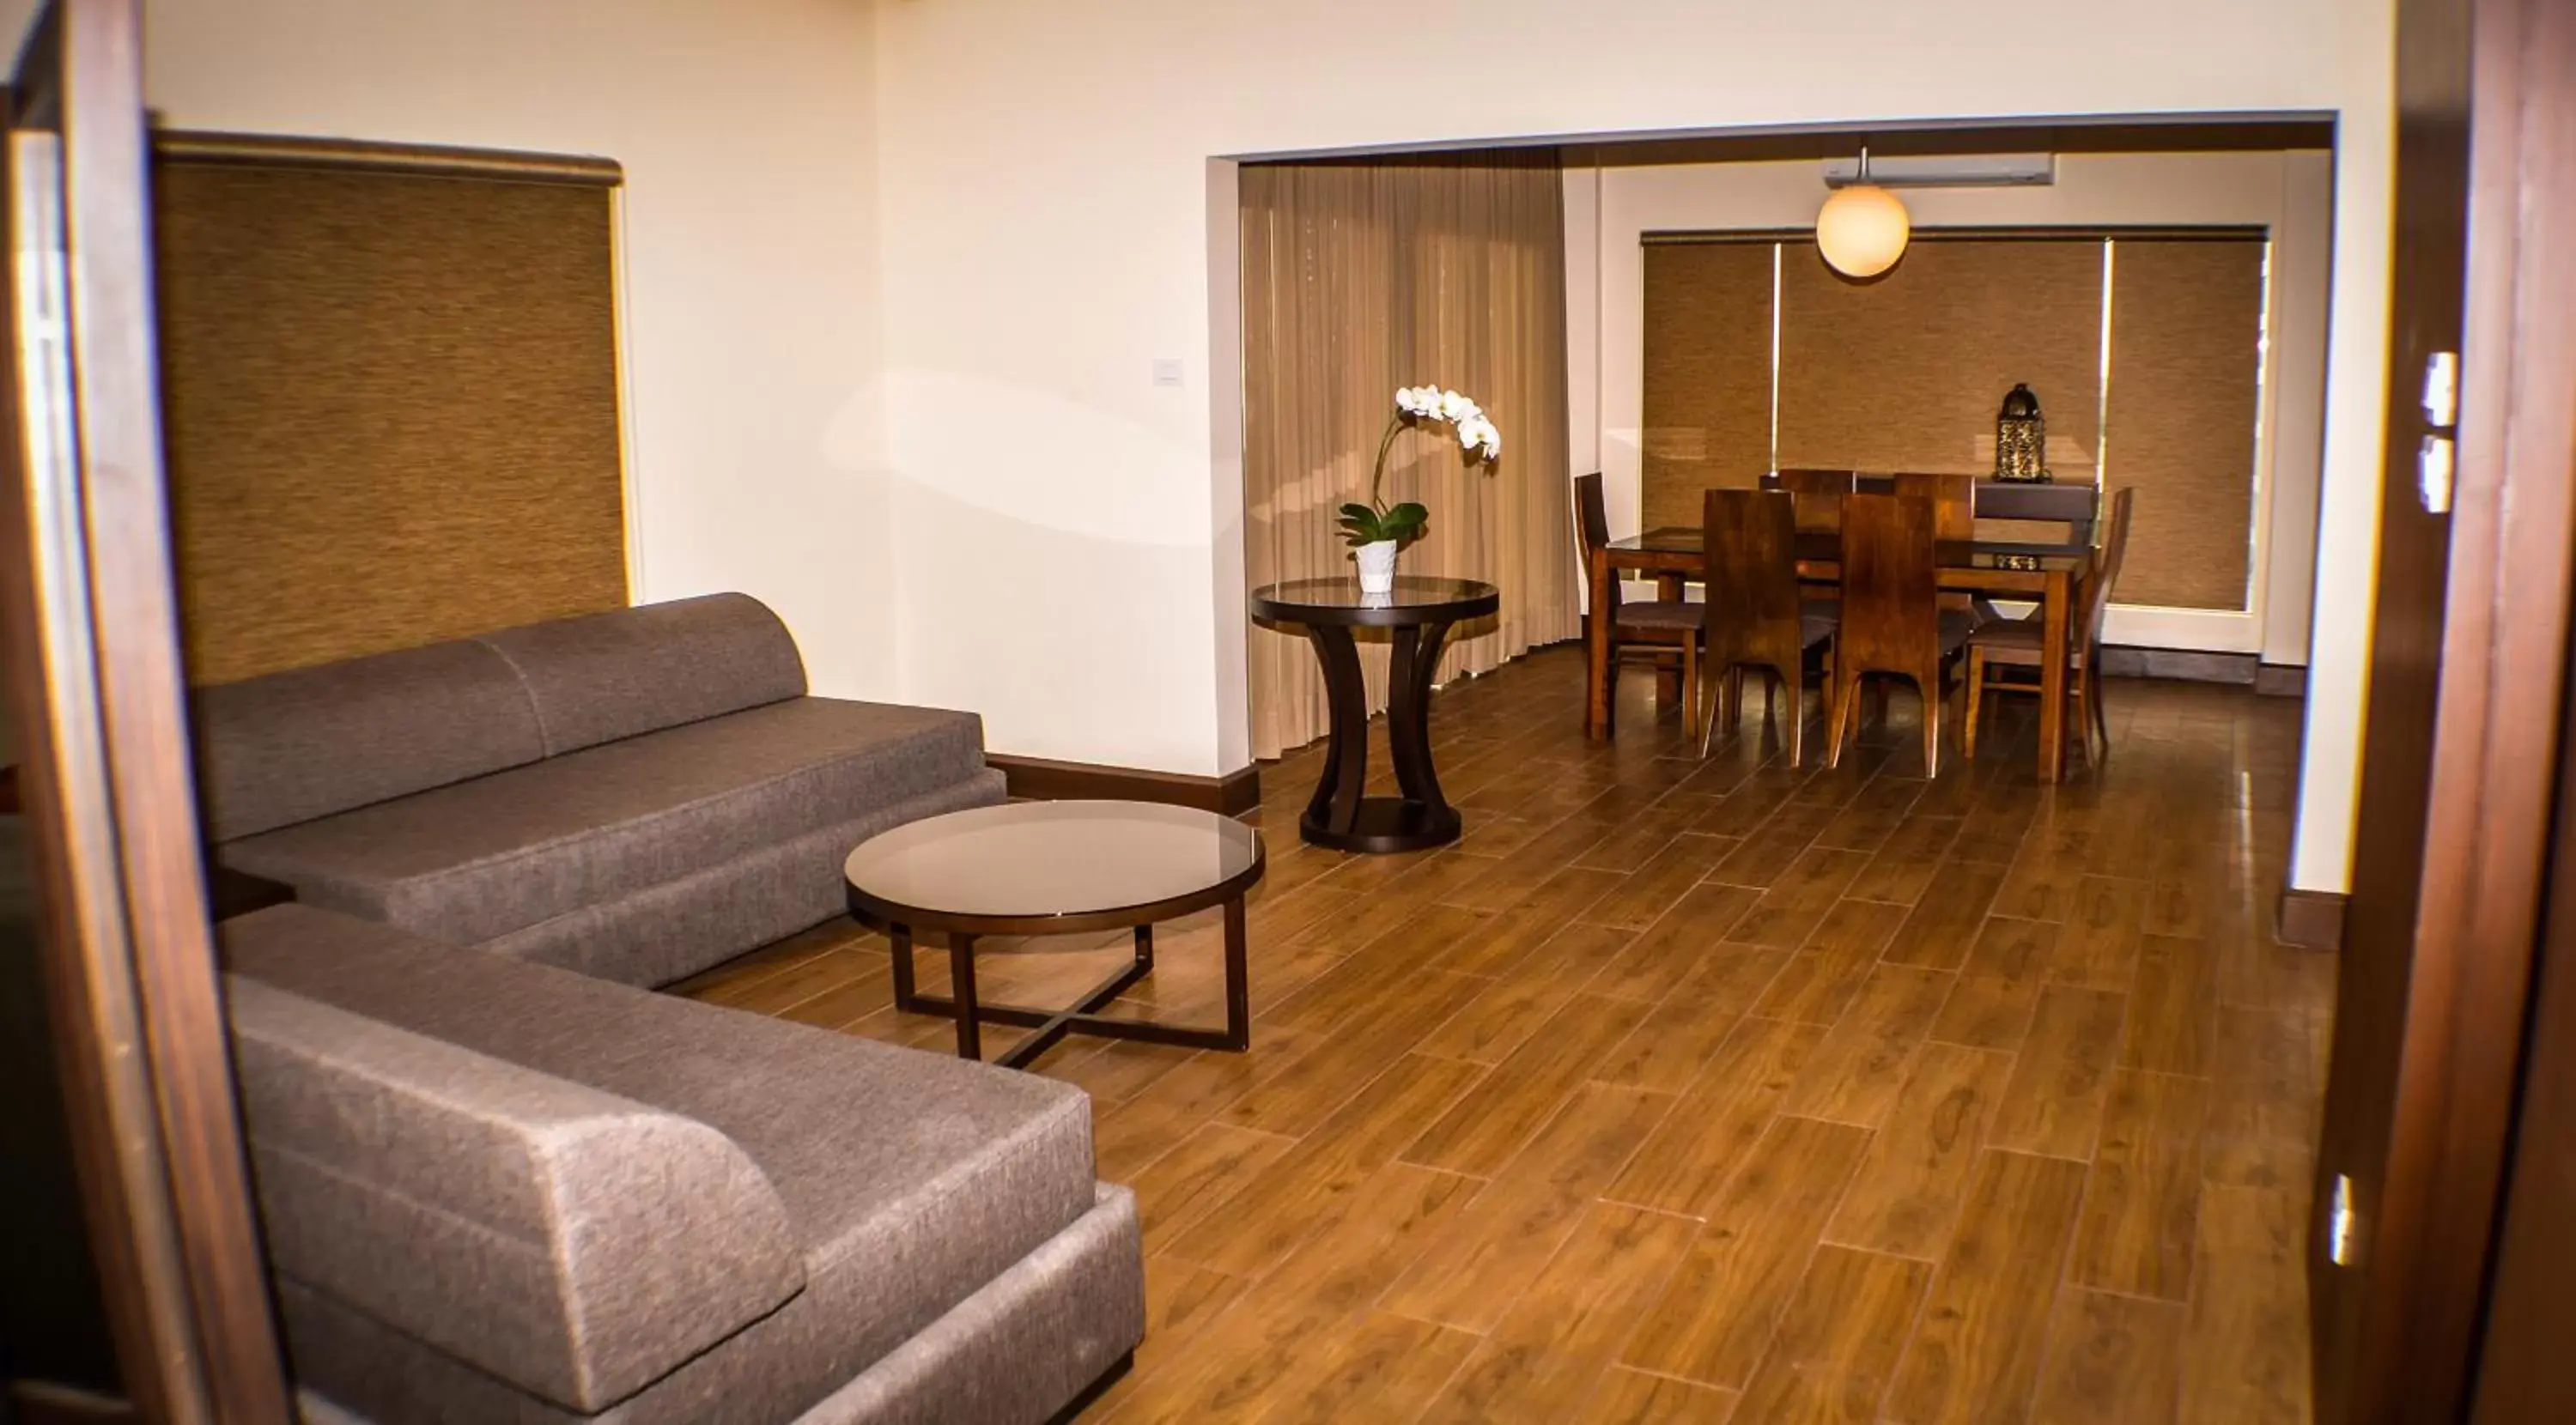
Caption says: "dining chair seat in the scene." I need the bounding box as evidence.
[1965,614,2048,658]
[1615,599,1704,632]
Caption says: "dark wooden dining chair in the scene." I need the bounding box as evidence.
[1575,472,1699,723]
[1690,488,1836,764]
[1892,472,1976,540]
[1826,493,1965,774]
[1771,468,1856,533]
[1963,488,2136,766]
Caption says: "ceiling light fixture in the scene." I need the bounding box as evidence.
[1815,146,1911,279]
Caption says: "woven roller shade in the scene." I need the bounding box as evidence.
[1777,240,2103,479]
[1641,242,1772,530]
[153,149,627,686]
[2105,240,2264,611]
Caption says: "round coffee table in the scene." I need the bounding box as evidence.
[842,800,1263,1069]
[1249,575,1501,853]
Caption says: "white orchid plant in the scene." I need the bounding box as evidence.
[1338,385,1504,548]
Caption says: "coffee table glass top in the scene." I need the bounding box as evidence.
[843,799,1262,924]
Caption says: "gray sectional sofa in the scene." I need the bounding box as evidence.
[195,593,1005,987]
[194,596,1145,1425]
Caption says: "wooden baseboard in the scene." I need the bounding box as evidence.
[2276,887,2348,950]
[985,754,1261,818]
[2101,646,2259,685]
[2254,662,2308,697]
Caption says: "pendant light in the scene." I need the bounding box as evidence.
[1816,146,1911,278]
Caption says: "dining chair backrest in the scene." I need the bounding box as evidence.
[1892,472,1976,542]
[2080,487,2136,653]
[1975,481,2100,547]
[1697,488,1804,670]
[1572,472,1621,612]
[1837,493,1941,674]
[1774,468,1856,533]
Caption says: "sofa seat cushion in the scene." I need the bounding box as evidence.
[222,906,1098,1422]
[219,697,991,946]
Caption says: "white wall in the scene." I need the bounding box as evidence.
[1568,148,2334,665]
[0,0,901,704]
[872,0,2390,892]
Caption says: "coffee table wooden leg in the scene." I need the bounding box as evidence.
[1223,896,1250,1051]
[889,923,918,1010]
[948,931,981,1062]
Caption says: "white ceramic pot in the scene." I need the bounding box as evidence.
[1354,539,1399,595]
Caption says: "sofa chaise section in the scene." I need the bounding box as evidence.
[195,595,1007,986]
[222,904,1143,1425]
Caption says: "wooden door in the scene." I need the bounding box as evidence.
[0,1,292,1420]
[2310,0,2576,1418]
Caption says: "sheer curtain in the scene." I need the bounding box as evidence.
[1241,150,1575,760]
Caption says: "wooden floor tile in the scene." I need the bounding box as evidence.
[1987,986,2129,1160]
[1883,1150,2089,1425]
[1380,1082,1674,1332]
[1845,813,1966,906]
[1727,847,1874,949]
[1884,861,2009,969]
[1588,832,1738,929]
[1753,899,1911,1026]
[2068,1069,2208,1300]
[1252,1311,1479,1425]
[1779,965,1954,1128]
[2121,934,2220,1077]
[1620,1116,1873,1387]
[1574,1368,1742,1424]
[1929,972,2043,1052]
[1826,1041,2014,1258]
[1593,949,1786,1095]
[1127,1120,1299,1257]
[2030,1288,2187,1425]
[1417,921,1637,1065]
[2049,876,2148,991]
[1608,1016,1827,1216]
[1437,865,1629,974]
[1402,994,1655,1176]
[1589,883,1762,1001]
[2180,1185,2311,1424]
[1166,1054,1484,1277]
[1733,1244,1931,1424]
[2202,1007,2324,1191]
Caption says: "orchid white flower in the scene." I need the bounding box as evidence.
[1437,390,1474,422]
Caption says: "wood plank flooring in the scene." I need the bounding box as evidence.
[677,646,2329,1424]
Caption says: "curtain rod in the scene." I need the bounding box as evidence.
[152,130,622,188]
[1643,223,2269,246]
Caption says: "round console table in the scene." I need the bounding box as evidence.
[1249,575,1500,854]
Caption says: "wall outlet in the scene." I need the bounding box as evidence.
[1151,358,1184,387]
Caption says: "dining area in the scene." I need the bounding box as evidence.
[1577,470,2132,784]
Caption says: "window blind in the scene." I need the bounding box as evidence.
[1640,241,1773,530]
[151,138,629,686]
[2104,239,2265,611]
[1777,239,2105,480]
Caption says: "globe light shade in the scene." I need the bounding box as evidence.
[1816,183,1911,278]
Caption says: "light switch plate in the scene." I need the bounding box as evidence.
[2421,350,2459,428]
[2420,434,2456,515]
[1151,358,1184,388]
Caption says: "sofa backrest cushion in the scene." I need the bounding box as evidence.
[225,976,805,1412]
[477,592,807,755]
[192,640,546,842]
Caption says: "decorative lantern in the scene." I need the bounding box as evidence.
[1994,383,2050,483]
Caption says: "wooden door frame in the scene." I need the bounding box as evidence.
[0,0,290,1419]
[2324,0,2576,1416]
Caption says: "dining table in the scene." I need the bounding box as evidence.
[1586,526,2091,782]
